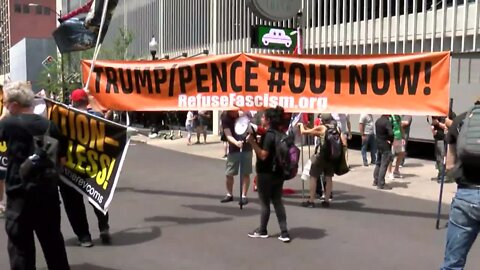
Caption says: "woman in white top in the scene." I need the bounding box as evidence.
[185,111,195,145]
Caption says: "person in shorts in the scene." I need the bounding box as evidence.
[185,111,195,145]
[195,110,210,144]
[387,115,404,179]
[298,113,339,208]
[220,110,252,205]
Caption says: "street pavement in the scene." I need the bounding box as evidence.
[0,133,479,269]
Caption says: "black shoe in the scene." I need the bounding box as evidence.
[363,162,369,167]
[320,201,330,208]
[248,228,268,238]
[278,232,291,243]
[78,236,93,248]
[100,230,111,245]
[372,182,377,186]
[220,195,233,203]
[377,185,391,190]
[239,197,249,206]
[301,201,315,208]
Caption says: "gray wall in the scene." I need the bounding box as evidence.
[349,52,480,143]
[10,38,57,92]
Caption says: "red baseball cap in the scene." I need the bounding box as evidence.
[70,89,88,102]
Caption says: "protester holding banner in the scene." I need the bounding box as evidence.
[0,81,70,269]
[298,113,340,208]
[246,106,290,242]
[220,110,252,205]
[59,89,111,247]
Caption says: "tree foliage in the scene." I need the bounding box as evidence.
[37,28,134,101]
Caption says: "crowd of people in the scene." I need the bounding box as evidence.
[0,80,479,269]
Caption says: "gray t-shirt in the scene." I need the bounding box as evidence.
[359,114,375,135]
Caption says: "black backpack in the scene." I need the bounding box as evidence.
[322,123,343,161]
[456,105,480,167]
[19,122,60,192]
[272,130,300,180]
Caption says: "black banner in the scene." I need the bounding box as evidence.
[46,99,129,213]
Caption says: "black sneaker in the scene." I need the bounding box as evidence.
[377,185,392,190]
[320,201,330,208]
[239,197,249,206]
[278,232,291,243]
[78,237,93,248]
[100,230,111,245]
[301,201,315,208]
[220,195,233,203]
[248,229,268,238]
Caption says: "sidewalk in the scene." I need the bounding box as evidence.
[130,133,457,204]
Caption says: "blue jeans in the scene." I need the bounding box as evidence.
[441,188,480,270]
[361,134,377,165]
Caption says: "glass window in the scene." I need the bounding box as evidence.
[14,4,21,13]
[22,4,30,14]
[36,6,42,15]
[43,7,50,15]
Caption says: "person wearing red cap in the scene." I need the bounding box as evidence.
[59,89,111,247]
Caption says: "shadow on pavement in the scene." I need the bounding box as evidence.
[69,263,122,270]
[284,190,365,201]
[116,187,448,220]
[398,173,418,179]
[144,215,231,224]
[401,162,426,168]
[388,181,411,189]
[64,226,162,247]
[331,200,449,219]
[183,204,261,217]
[279,227,327,240]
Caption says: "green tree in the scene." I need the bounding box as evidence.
[37,28,134,101]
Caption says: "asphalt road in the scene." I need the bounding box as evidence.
[0,143,479,270]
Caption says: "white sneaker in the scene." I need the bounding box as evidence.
[387,173,395,180]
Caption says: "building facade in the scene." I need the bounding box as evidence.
[0,0,57,82]
[69,0,480,141]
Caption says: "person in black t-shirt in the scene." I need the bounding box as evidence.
[0,81,70,270]
[373,115,394,190]
[441,98,480,269]
[220,110,252,205]
[430,110,456,182]
[246,106,290,243]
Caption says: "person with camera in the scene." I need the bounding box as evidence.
[299,113,343,208]
[59,89,111,247]
[0,81,70,269]
[246,106,290,243]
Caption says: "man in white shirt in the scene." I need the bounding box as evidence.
[185,111,195,145]
[359,114,376,166]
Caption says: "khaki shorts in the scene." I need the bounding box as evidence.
[392,139,405,155]
[226,151,253,176]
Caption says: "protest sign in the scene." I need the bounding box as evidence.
[82,52,450,115]
[45,99,129,213]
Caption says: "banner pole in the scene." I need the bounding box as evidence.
[435,142,448,229]
[239,145,244,210]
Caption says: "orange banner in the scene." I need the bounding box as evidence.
[81,52,450,115]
